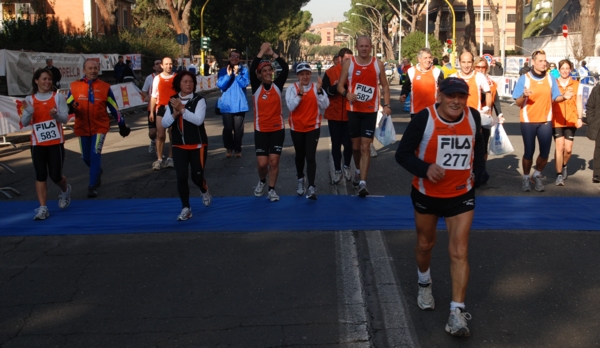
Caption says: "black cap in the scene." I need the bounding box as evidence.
[439,77,469,95]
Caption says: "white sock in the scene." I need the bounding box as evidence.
[417,268,431,284]
[533,170,541,177]
[355,169,360,175]
[360,180,366,185]
[450,301,465,311]
[523,174,530,179]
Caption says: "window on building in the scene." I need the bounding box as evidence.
[507,37,515,45]
[507,14,516,22]
[327,36,331,41]
[475,11,491,22]
[455,11,465,22]
[123,9,128,27]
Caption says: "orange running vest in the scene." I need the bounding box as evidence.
[289,83,322,132]
[30,93,64,146]
[253,84,284,132]
[347,57,380,113]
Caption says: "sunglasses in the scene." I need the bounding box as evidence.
[532,50,546,58]
[474,65,487,69]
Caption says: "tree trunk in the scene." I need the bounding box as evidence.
[434,0,442,40]
[581,0,596,57]
[487,0,500,56]
[164,0,192,56]
[94,0,118,36]
[463,0,478,55]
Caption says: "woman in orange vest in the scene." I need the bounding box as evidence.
[285,62,330,200]
[552,59,583,186]
[473,57,505,159]
[20,68,71,220]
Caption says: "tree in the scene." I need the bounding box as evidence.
[579,0,597,57]
[463,0,478,55]
[278,11,313,59]
[487,0,500,56]
[300,32,321,60]
[162,0,193,56]
[523,0,552,38]
[401,31,444,64]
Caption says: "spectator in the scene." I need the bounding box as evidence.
[489,60,504,76]
[45,59,62,90]
[203,59,210,77]
[120,59,138,83]
[579,61,590,84]
[187,60,198,75]
[113,56,126,83]
[519,61,530,76]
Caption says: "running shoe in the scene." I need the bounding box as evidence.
[417,283,435,310]
[370,143,378,157]
[33,206,49,220]
[87,186,98,198]
[533,175,544,192]
[58,184,72,209]
[95,168,103,188]
[333,170,342,184]
[306,186,317,200]
[555,174,565,186]
[254,181,266,197]
[353,172,360,189]
[594,175,600,183]
[149,140,156,153]
[343,166,352,181]
[165,158,175,168]
[562,166,568,180]
[521,177,531,192]
[268,189,280,202]
[235,150,242,158]
[201,191,212,207]
[445,308,472,337]
[296,178,306,196]
[152,159,163,171]
[226,149,232,158]
[358,182,369,197]
[177,207,192,221]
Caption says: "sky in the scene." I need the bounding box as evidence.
[302,0,351,25]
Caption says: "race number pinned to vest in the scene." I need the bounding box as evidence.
[436,135,473,170]
[34,120,60,143]
[355,83,375,102]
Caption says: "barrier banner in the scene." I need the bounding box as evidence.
[5,50,86,95]
[0,95,28,136]
[198,75,217,91]
[490,75,520,98]
[110,82,146,110]
[96,54,142,72]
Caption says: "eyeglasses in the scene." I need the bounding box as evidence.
[230,55,240,59]
[532,50,545,58]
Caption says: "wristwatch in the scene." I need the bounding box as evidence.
[383,104,390,108]
[342,90,348,97]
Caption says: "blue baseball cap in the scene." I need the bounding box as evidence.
[439,77,469,95]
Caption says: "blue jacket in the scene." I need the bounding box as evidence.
[217,66,250,113]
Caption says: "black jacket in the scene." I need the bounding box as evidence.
[167,93,208,146]
[585,84,600,141]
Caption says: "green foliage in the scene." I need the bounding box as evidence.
[523,16,551,38]
[301,32,322,45]
[308,45,339,58]
[401,32,444,64]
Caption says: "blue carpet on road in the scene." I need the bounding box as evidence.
[1,195,599,236]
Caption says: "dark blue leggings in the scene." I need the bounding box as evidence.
[328,120,352,171]
[521,122,553,161]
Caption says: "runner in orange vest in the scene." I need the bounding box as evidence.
[399,47,444,118]
[21,68,71,219]
[395,77,486,338]
[149,57,176,171]
[337,35,392,197]
[141,59,162,154]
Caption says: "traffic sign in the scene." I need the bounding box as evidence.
[483,54,493,64]
[562,24,568,38]
[176,33,188,45]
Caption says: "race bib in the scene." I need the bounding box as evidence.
[354,83,375,102]
[33,119,60,143]
[436,135,473,170]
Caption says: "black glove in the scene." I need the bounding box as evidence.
[118,123,131,137]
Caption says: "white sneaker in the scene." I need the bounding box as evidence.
[343,166,352,181]
[58,184,72,209]
[177,207,192,221]
[370,143,378,157]
[268,189,280,202]
[417,283,435,310]
[332,170,342,184]
[562,165,568,180]
[165,158,174,168]
[254,181,266,197]
[201,191,212,207]
[152,159,163,171]
[534,175,544,192]
[33,206,49,220]
[296,178,306,196]
[555,174,565,186]
[306,186,317,200]
[148,140,156,153]
[358,182,369,197]
[445,308,472,337]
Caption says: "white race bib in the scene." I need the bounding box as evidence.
[436,135,473,170]
[33,119,60,143]
[354,83,375,102]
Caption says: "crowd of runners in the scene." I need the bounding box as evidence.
[22,34,600,338]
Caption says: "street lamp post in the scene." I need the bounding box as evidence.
[350,13,375,56]
[200,0,211,69]
[356,3,383,59]
[398,0,402,61]
[341,28,355,50]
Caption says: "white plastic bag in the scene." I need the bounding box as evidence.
[488,123,514,155]
[375,114,396,147]
[479,106,494,129]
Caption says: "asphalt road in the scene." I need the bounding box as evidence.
[1,74,600,347]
